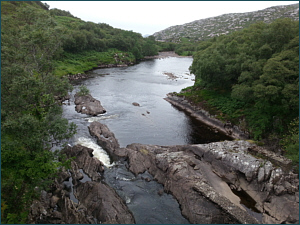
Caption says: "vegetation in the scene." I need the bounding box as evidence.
[76,85,90,96]
[50,8,158,75]
[1,2,77,223]
[1,1,298,223]
[186,18,298,165]
[1,1,159,223]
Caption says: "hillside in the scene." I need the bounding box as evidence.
[153,3,299,42]
[1,1,158,223]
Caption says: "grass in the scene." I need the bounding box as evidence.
[54,49,136,77]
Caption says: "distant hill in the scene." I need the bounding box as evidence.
[153,3,299,42]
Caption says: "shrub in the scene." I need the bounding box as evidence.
[76,85,90,96]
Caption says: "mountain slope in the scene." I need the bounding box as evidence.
[153,3,299,42]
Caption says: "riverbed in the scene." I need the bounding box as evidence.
[62,56,231,224]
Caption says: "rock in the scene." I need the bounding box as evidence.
[74,94,106,116]
[74,181,135,224]
[257,167,265,183]
[163,72,178,80]
[132,102,140,106]
[28,145,134,224]
[124,140,299,224]
[157,189,164,196]
[50,196,60,208]
[63,145,104,182]
[87,123,299,224]
[124,143,258,224]
[264,194,299,223]
[88,121,120,160]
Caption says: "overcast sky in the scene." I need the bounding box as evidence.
[43,1,298,36]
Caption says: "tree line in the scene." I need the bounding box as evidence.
[189,18,298,165]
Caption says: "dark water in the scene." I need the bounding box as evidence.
[64,57,229,147]
[62,57,231,224]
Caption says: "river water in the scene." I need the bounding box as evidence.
[62,56,231,224]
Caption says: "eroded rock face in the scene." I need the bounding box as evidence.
[121,141,299,224]
[28,145,135,224]
[74,94,106,116]
[123,143,258,224]
[87,121,299,224]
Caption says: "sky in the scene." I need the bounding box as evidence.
[43,1,298,36]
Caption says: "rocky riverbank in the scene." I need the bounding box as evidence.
[165,92,249,140]
[28,145,135,224]
[88,121,299,224]
[29,120,298,224]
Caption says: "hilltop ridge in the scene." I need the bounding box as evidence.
[153,3,299,42]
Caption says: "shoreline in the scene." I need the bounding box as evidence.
[143,51,192,59]
[66,51,191,81]
[164,93,249,140]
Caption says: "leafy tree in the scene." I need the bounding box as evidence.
[190,18,299,142]
[1,4,76,223]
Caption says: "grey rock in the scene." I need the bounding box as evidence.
[258,167,265,183]
[74,94,106,116]
[124,140,299,224]
[63,145,104,181]
[75,181,135,224]
[88,121,120,160]
[132,102,140,106]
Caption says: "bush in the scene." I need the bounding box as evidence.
[76,85,90,96]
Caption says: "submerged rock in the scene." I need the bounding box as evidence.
[132,102,140,106]
[74,94,106,116]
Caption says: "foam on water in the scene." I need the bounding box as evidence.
[85,114,119,122]
[75,137,114,167]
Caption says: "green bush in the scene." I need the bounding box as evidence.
[76,85,90,96]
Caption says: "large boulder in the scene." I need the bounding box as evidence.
[74,94,106,116]
[88,121,121,160]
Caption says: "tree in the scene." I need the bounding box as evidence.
[191,18,298,140]
[1,5,76,223]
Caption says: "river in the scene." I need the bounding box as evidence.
[62,56,231,224]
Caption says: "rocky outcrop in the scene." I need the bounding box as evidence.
[33,121,297,224]
[88,121,121,160]
[74,94,106,116]
[28,145,135,224]
[119,141,298,224]
[86,121,299,224]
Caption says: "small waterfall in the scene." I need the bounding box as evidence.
[75,137,114,167]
